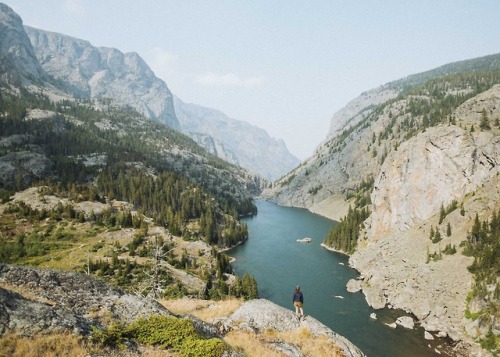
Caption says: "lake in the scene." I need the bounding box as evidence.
[229,200,449,357]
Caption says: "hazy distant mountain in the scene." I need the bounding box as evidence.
[174,96,300,181]
[24,26,180,130]
[23,25,299,180]
[0,3,262,203]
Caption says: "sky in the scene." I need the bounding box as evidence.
[4,0,500,160]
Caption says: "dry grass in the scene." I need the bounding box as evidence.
[161,299,346,357]
[161,297,242,321]
[266,327,346,357]
[0,333,179,357]
[0,333,90,357]
[224,328,345,357]
[223,330,286,357]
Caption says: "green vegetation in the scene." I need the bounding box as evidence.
[462,211,500,352]
[0,196,257,300]
[323,205,370,254]
[97,168,249,247]
[0,89,257,217]
[323,177,373,254]
[91,314,227,356]
[463,212,500,298]
[308,184,322,195]
[0,87,260,301]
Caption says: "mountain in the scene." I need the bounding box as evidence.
[0,3,47,85]
[23,25,299,180]
[0,5,363,355]
[174,96,300,181]
[24,26,180,130]
[263,54,500,355]
[0,3,262,218]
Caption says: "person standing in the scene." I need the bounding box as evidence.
[293,285,304,319]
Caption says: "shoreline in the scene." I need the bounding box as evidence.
[217,238,246,253]
[308,195,352,222]
[320,243,350,257]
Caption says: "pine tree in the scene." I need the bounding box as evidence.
[439,204,446,224]
[480,109,491,130]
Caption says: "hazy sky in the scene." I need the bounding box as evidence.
[4,0,500,159]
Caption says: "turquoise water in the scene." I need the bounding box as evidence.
[229,200,448,357]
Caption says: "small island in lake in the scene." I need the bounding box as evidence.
[297,237,312,243]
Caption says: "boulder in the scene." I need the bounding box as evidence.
[396,316,415,329]
[0,263,171,337]
[346,278,362,293]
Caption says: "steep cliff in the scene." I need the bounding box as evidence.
[24,26,180,130]
[0,3,47,85]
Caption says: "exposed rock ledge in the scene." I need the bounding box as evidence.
[219,299,365,357]
[0,264,364,356]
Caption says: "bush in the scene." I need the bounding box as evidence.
[127,315,196,348]
[178,336,227,357]
[91,315,227,357]
[90,321,128,349]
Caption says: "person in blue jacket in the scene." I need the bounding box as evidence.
[293,285,304,319]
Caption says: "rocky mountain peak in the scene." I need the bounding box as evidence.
[25,26,181,130]
[0,3,47,85]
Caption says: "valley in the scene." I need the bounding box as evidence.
[0,2,499,356]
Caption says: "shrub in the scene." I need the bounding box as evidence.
[178,336,227,357]
[90,314,228,357]
[127,315,196,348]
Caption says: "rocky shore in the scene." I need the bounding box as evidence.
[311,194,493,357]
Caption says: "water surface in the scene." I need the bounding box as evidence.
[229,200,448,357]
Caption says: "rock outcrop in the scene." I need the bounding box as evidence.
[0,3,47,85]
[216,299,365,357]
[0,263,170,337]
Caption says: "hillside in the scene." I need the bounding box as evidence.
[0,0,262,310]
[174,96,300,181]
[263,54,500,355]
[0,263,364,357]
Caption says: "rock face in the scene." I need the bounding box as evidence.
[369,124,500,239]
[24,26,180,130]
[174,96,300,180]
[0,3,47,85]
[0,263,170,337]
[327,86,398,138]
[264,57,500,356]
[219,299,365,357]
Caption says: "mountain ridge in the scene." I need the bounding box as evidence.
[25,25,181,130]
[22,23,298,180]
[263,53,500,356]
[174,96,300,180]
